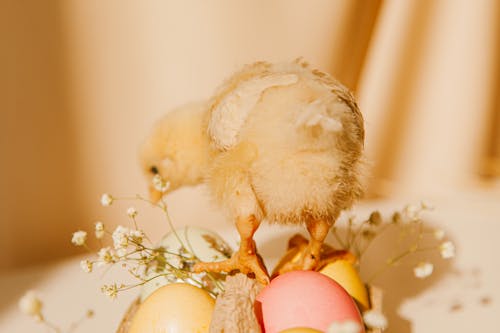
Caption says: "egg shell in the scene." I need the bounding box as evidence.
[256,271,365,333]
[139,271,173,302]
[278,328,323,333]
[140,226,231,301]
[129,283,215,333]
[320,260,370,309]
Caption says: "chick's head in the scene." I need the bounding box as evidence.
[139,102,210,202]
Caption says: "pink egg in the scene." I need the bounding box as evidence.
[256,271,365,333]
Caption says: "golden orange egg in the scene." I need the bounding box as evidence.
[129,283,215,333]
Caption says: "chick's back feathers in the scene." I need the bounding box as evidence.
[206,61,365,224]
[208,61,364,153]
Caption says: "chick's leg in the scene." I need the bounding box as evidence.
[235,214,269,283]
[193,215,269,285]
[302,218,330,270]
[277,218,330,274]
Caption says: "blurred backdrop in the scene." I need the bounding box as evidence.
[1,0,499,271]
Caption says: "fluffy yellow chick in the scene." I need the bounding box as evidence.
[140,101,212,201]
[140,60,364,284]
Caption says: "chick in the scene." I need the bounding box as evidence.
[140,60,364,284]
[140,101,212,202]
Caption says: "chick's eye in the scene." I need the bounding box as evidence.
[150,166,159,174]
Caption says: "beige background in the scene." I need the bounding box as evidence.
[2,0,498,271]
[1,1,499,332]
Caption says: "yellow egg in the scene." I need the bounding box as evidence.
[279,328,323,333]
[320,260,369,309]
[129,283,215,333]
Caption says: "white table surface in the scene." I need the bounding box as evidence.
[1,189,498,332]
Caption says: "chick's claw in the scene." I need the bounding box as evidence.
[277,247,321,275]
[193,251,269,285]
[273,234,357,278]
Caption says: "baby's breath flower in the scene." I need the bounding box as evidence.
[116,248,127,257]
[363,310,388,329]
[434,229,445,240]
[112,226,130,249]
[129,229,144,244]
[440,241,455,259]
[327,320,362,333]
[94,221,105,239]
[97,247,115,266]
[71,231,87,246]
[126,207,138,218]
[403,204,420,221]
[152,174,170,193]
[101,284,119,300]
[414,262,434,279]
[80,260,93,273]
[19,291,43,318]
[100,193,113,206]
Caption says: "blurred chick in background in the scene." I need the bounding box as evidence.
[140,101,211,202]
[140,60,365,284]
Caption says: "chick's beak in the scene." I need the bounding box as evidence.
[149,186,163,204]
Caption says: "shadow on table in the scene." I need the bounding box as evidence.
[358,222,455,333]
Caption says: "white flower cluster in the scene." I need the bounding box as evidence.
[127,207,138,218]
[101,283,122,300]
[100,193,113,206]
[433,229,445,240]
[333,201,456,283]
[327,320,362,333]
[414,262,434,279]
[112,225,130,250]
[399,201,434,223]
[440,241,455,259]
[19,290,94,331]
[411,237,455,279]
[433,230,456,257]
[74,220,148,278]
[18,291,43,319]
[80,259,93,273]
[95,221,105,239]
[74,187,227,300]
[152,174,170,193]
[363,310,388,329]
[71,231,87,246]
[403,204,420,221]
[326,310,388,333]
[111,225,144,255]
[97,247,115,266]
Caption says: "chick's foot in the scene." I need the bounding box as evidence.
[276,245,321,275]
[193,250,269,285]
[273,234,357,278]
[277,218,331,274]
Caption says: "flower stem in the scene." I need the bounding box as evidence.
[331,227,347,249]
